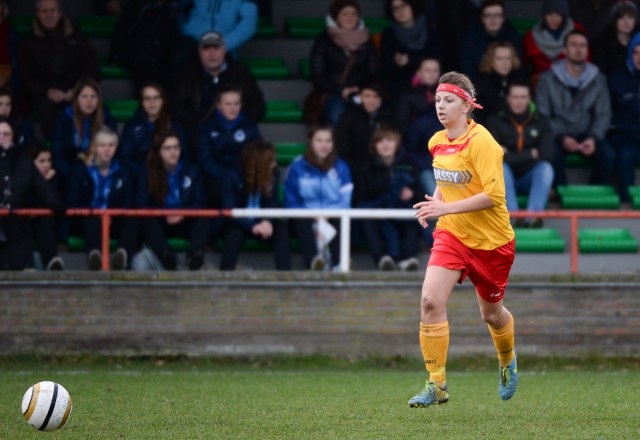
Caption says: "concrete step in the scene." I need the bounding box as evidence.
[259,122,308,144]
[259,79,311,103]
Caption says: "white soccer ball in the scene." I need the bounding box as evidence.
[21,381,73,431]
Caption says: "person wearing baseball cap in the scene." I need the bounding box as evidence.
[172,29,266,143]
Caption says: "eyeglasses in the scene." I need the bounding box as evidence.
[160,144,180,152]
[482,12,504,19]
[0,131,12,137]
[142,95,162,102]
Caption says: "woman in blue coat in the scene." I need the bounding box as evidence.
[118,82,188,175]
[284,124,353,270]
[196,84,261,207]
[51,78,117,192]
[136,130,208,270]
[69,127,136,270]
[219,140,291,271]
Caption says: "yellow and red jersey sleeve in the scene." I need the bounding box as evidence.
[428,120,514,250]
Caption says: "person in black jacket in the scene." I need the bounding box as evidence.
[395,57,441,197]
[0,87,35,150]
[458,0,523,81]
[171,31,265,142]
[485,80,554,227]
[69,127,136,270]
[380,0,439,99]
[28,141,65,270]
[136,131,208,270]
[109,0,180,92]
[118,83,188,175]
[196,84,261,208]
[218,140,291,271]
[334,81,396,203]
[17,0,101,139]
[309,0,378,126]
[0,118,65,270]
[355,126,422,271]
[592,1,640,76]
[475,40,525,124]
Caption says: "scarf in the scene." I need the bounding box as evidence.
[65,106,93,151]
[551,59,599,89]
[531,18,576,60]
[390,14,428,52]
[88,161,121,209]
[326,15,369,52]
[165,160,183,208]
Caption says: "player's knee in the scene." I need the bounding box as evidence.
[480,310,501,326]
[421,295,442,314]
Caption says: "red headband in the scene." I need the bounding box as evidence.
[436,83,483,109]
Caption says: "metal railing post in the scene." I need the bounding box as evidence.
[570,214,579,274]
[101,211,110,271]
[339,213,351,273]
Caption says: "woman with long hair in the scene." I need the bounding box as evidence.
[119,82,188,174]
[284,123,353,270]
[218,140,291,271]
[0,86,35,149]
[136,130,208,270]
[51,78,117,187]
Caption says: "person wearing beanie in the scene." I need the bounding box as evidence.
[607,31,640,202]
[592,0,640,74]
[568,0,640,42]
[523,0,588,86]
[309,0,378,126]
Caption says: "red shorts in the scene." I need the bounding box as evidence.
[427,228,515,303]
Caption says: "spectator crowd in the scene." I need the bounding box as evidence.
[1,0,639,272]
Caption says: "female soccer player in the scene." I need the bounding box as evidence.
[408,71,518,407]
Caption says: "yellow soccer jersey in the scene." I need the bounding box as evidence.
[428,119,514,250]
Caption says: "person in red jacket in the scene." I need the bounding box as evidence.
[523,0,587,87]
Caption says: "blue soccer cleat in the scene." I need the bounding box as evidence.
[499,352,519,400]
[408,380,449,407]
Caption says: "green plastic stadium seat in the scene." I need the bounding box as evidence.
[67,236,117,252]
[241,57,290,79]
[256,17,277,38]
[76,16,118,38]
[9,16,33,36]
[514,228,565,253]
[557,185,620,209]
[105,99,138,122]
[264,101,303,122]
[298,58,311,80]
[511,18,536,36]
[564,153,589,167]
[285,17,389,38]
[629,186,640,209]
[275,142,305,166]
[167,238,190,252]
[578,228,638,253]
[100,61,131,79]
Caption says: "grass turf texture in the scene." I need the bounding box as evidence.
[1,357,639,439]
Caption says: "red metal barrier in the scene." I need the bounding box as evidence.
[1,208,639,273]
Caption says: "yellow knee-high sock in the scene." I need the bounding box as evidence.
[419,321,449,386]
[488,314,515,368]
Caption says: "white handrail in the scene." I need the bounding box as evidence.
[231,208,418,272]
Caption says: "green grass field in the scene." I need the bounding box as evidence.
[1,357,639,439]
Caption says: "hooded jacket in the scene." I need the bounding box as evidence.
[535,59,611,141]
[608,31,640,139]
[177,0,257,53]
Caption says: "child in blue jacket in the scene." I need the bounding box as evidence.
[284,123,353,270]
